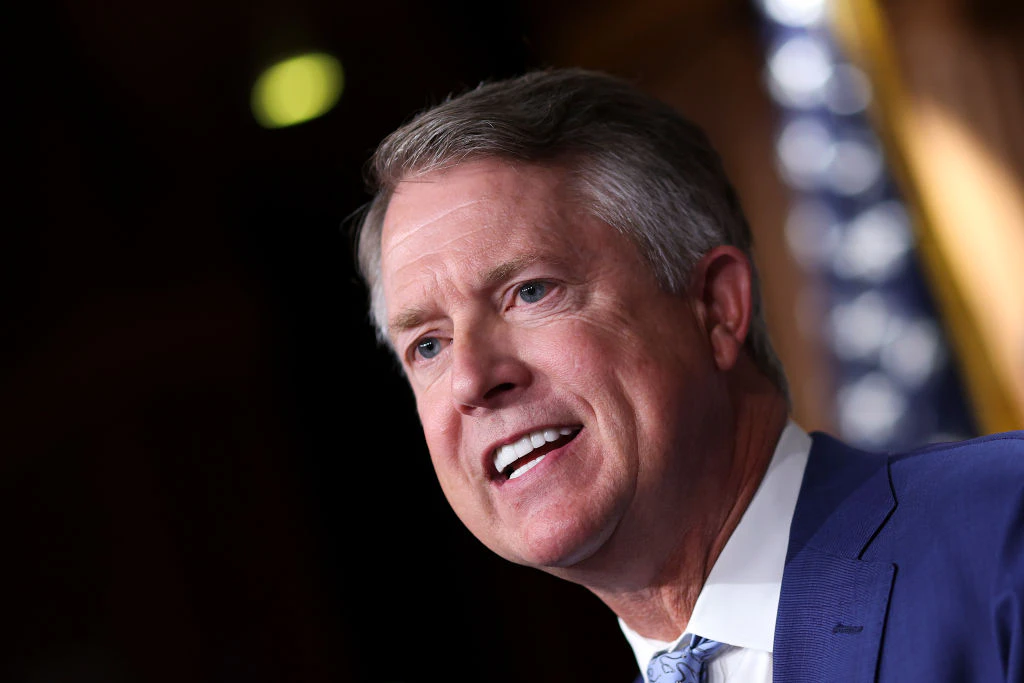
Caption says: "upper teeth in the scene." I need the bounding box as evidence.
[494,427,575,474]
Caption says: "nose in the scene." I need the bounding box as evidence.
[450,328,531,413]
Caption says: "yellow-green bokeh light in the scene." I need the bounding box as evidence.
[252,52,344,129]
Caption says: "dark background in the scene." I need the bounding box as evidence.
[6,1,647,681]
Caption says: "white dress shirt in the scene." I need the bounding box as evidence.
[619,420,812,683]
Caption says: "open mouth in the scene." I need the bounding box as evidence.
[494,427,581,480]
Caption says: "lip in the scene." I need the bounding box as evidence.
[483,424,583,485]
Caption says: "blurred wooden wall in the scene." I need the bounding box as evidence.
[833,0,1024,431]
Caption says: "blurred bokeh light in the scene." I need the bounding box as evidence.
[251,52,344,129]
[754,0,978,449]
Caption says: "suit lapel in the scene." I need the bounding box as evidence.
[773,434,897,683]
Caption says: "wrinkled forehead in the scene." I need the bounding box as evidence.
[377,161,636,328]
[381,161,577,263]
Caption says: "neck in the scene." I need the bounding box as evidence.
[570,379,788,640]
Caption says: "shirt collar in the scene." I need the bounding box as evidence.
[618,419,812,671]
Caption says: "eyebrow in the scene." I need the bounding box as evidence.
[480,253,543,288]
[387,252,558,336]
[389,304,434,337]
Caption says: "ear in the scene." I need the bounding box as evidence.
[688,245,753,372]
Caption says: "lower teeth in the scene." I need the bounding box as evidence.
[508,455,546,480]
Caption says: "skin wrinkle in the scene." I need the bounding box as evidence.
[385,162,593,331]
[381,190,489,341]
[390,240,590,365]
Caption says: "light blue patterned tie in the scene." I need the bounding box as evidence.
[646,634,727,683]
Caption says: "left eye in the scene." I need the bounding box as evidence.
[517,281,548,304]
[416,337,443,360]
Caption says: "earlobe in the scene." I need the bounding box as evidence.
[710,325,742,371]
[690,246,753,372]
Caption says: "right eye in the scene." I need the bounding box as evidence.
[415,337,443,360]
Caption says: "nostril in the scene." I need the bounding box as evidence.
[482,382,516,401]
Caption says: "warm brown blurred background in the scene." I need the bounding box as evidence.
[5,0,1022,681]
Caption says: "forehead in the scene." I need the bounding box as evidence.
[381,160,573,252]
[380,160,594,283]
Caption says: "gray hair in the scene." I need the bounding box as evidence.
[353,67,788,398]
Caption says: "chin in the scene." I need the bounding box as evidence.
[509,511,621,571]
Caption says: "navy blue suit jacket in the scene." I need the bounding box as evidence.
[632,431,1024,682]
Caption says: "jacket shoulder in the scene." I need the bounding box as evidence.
[887,430,1024,496]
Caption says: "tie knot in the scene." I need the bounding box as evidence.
[646,635,727,683]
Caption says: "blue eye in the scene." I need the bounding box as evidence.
[518,281,548,304]
[416,337,442,359]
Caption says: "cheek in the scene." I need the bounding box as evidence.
[522,317,617,376]
[415,389,460,467]
[422,417,483,524]
[549,315,708,440]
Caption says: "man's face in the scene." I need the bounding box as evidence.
[379,160,728,573]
